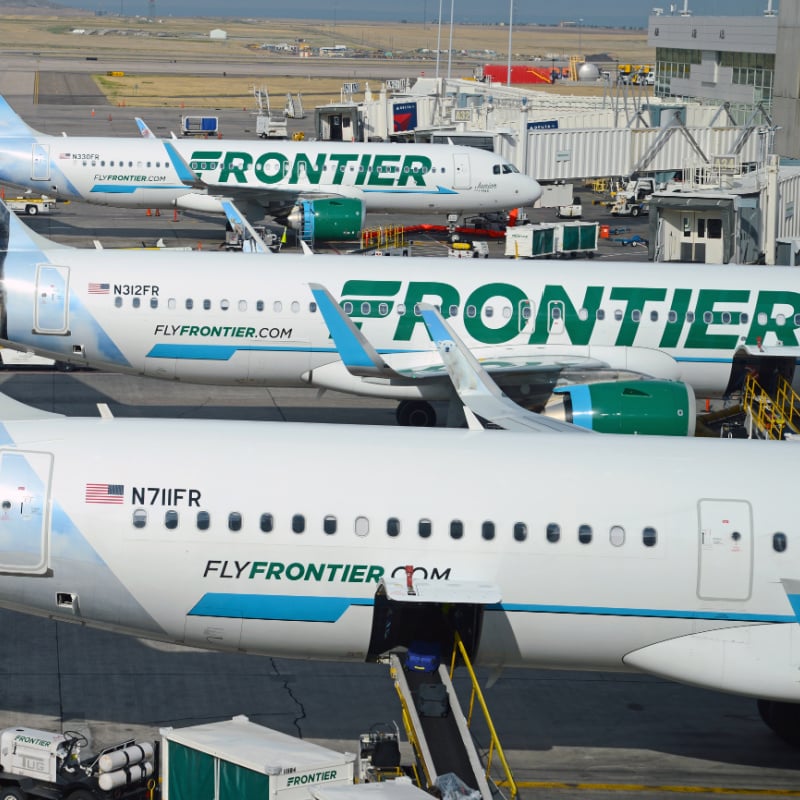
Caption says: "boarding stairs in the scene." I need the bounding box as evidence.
[742,372,800,440]
[386,632,517,799]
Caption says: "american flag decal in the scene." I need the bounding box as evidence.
[59,152,71,159]
[85,483,125,504]
[88,283,110,295]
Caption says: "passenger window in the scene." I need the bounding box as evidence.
[274,301,283,313]
[466,305,477,318]
[703,311,713,324]
[260,513,273,533]
[449,305,459,317]
[721,311,731,324]
[150,298,158,309]
[631,309,641,322]
[310,302,317,313]
[513,522,527,542]
[578,524,592,544]
[228,512,242,532]
[596,309,605,321]
[379,303,389,316]
[418,519,432,538]
[186,299,193,310]
[217,299,228,310]
[323,515,337,535]
[238,300,247,312]
[361,302,371,315]
[291,301,300,313]
[197,511,210,530]
[686,311,695,323]
[387,517,400,537]
[642,526,657,547]
[132,297,141,309]
[614,309,623,321]
[546,522,560,543]
[485,307,494,318]
[482,521,495,540]
[203,299,211,310]
[450,520,464,539]
[165,510,179,530]
[114,297,122,308]
[343,301,353,314]
[650,310,658,322]
[609,525,625,547]
[132,509,147,529]
[292,514,305,533]
[773,532,788,552]
[668,310,677,323]
[355,516,369,536]
[256,300,265,312]
[168,298,176,310]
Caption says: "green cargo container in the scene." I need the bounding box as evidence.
[555,222,598,256]
[161,716,355,800]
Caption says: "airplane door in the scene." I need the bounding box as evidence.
[31,143,50,181]
[0,450,52,575]
[34,265,70,335]
[453,153,471,189]
[547,300,565,336]
[697,499,753,601]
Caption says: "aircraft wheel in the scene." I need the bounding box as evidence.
[757,699,800,746]
[396,400,436,427]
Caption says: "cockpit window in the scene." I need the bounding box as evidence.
[493,165,502,175]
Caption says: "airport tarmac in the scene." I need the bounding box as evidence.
[0,372,797,800]
[0,53,792,800]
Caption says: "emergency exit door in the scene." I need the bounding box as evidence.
[697,498,752,600]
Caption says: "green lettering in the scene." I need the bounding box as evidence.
[610,287,667,346]
[658,288,692,348]
[528,285,603,345]
[367,155,402,186]
[747,290,800,345]
[249,562,268,578]
[254,152,288,185]
[684,289,749,349]
[354,154,371,187]
[266,562,284,579]
[463,283,528,344]
[366,565,384,583]
[329,153,359,185]
[396,281,460,340]
[305,563,324,581]
[289,152,326,185]
[219,151,252,184]
[397,155,432,187]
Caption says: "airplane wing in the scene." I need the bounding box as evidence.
[309,283,608,389]
[417,303,589,434]
[0,392,63,420]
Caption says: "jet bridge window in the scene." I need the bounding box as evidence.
[546,523,560,543]
[450,520,464,540]
[197,511,210,531]
[773,532,787,552]
[482,521,495,541]
[260,513,274,533]
[132,509,147,529]
[642,526,657,547]
[578,524,592,544]
[418,519,432,538]
[165,510,178,530]
[324,515,337,535]
[228,512,242,532]
[513,522,528,542]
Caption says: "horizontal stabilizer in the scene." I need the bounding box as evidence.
[418,303,588,434]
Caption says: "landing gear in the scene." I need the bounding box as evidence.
[757,699,800,746]
[396,400,436,427]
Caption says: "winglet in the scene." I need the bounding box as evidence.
[163,140,204,187]
[309,283,404,379]
[135,117,157,139]
[418,303,587,434]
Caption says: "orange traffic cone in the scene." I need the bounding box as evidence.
[146,209,152,217]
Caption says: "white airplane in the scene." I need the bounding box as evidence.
[0,203,797,431]
[0,95,541,239]
[0,392,797,744]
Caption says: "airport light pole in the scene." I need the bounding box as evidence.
[506,0,513,86]
[435,0,443,78]
[578,17,583,56]
[447,0,454,80]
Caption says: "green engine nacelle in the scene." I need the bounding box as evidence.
[551,380,696,436]
[287,198,364,241]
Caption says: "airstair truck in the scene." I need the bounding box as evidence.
[160,716,355,800]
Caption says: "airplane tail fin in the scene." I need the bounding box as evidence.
[0,95,39,139]
[0,201,70,255]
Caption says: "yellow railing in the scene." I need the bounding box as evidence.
[389,662,428,789]
[449,633,518,798]
[362,226,407,250]
[742,372,800,440]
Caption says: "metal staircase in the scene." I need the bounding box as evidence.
[742,372,800,440]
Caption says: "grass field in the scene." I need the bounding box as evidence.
[2,10,654,108]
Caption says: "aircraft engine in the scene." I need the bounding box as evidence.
[286,198,365,241]
[543,380,696,436]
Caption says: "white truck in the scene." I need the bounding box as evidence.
[5,196,56,216]
[610,177,654,217]
[555,196,582,219]
[0,727,153,800]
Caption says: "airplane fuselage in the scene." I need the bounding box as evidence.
[0,415,797,703]
[2,239,800,400]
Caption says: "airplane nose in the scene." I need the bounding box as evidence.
[520,177,543,206]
